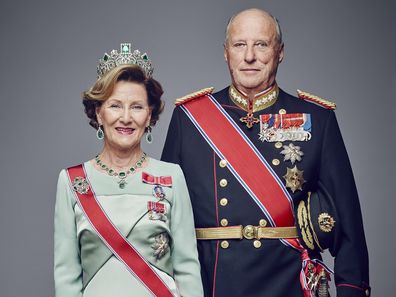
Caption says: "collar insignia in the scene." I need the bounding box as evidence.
[229,84,279,113]
[229,84,279,129]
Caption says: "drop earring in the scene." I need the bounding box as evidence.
[96,125,104,140]
[146,126,153,144]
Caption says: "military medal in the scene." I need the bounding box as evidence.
[147,201,167,222]
[259,113,312,142]
[152,185,166,200]
[280,143,304,164]
[283,165,306,193]
[240,111,260,128]
[240,93,260,128]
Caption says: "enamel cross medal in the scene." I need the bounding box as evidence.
[240,94,259,128]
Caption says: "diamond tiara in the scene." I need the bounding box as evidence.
[96,43,154,79]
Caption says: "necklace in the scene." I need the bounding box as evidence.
[95,152,147,189]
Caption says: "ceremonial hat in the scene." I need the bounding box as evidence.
[295,182,339,254]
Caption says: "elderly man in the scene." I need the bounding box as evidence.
[162,8,370,297]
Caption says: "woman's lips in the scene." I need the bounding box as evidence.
[116,127,134,135]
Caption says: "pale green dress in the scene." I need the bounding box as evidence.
[54,158,203,297]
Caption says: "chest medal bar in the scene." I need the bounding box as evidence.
[259,113,312,142]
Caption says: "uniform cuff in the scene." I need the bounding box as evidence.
[337,284,371,297]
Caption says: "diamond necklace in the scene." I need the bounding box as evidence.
[95,152,147,189]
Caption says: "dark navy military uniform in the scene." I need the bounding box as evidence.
[162,86,370,297]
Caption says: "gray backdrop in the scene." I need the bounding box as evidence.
[0,0,394,296]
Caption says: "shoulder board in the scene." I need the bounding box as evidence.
[297,89,336,110]
[175,87,214,106]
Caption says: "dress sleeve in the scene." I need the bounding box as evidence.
[54,170,83,297]
[161,107,182,164]
[170,165,204,297]
[319,112,370,297]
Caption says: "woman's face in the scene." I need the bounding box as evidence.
[96,80,151,152]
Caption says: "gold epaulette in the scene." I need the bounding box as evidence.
[297,89,336,110]
[175,87,214,106]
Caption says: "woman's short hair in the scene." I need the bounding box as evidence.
[82,64,164,130]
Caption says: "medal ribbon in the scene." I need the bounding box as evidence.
[261,113,306,129]
[148,201,166,213]
[142,172,173,187]
[67,165,175,297]
[180,94,320,297]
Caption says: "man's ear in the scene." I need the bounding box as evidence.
[278,43,284,64]
[224,44,229,63]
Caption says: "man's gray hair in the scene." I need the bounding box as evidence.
[224,9,283,46]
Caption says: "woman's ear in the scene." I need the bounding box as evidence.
[96,106,102,125]
[146,108,152,127]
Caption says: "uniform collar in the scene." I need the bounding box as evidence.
[229,83,279,112]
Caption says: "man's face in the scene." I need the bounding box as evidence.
[224,11,284,95]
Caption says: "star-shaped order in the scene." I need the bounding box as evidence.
[280,143,304,164]
[283,165,306,193]
[152,233,170,260]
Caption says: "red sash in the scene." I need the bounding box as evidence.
[181,95,297,236]
[180,94,323,297]
[66,165,175,297]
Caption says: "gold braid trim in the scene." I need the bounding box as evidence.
[297,200,315,250]
[297,89,336,110]
[307,192,324,251]
[175,87,214,106]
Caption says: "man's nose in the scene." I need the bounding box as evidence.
[244,46,256,63]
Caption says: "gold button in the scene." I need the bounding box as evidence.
[279,108,286,114]
[275,142,283,149]
[253,240,262,248]
[272,159,280,166]
[220,240,229,249]
[220,218,228,226]
[259,219,267,227]
[365,289,370,296]
[220,198,228,206]
[219,159,227,168]
[219,179,228,187]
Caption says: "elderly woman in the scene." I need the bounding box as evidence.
[54,43,203,297]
